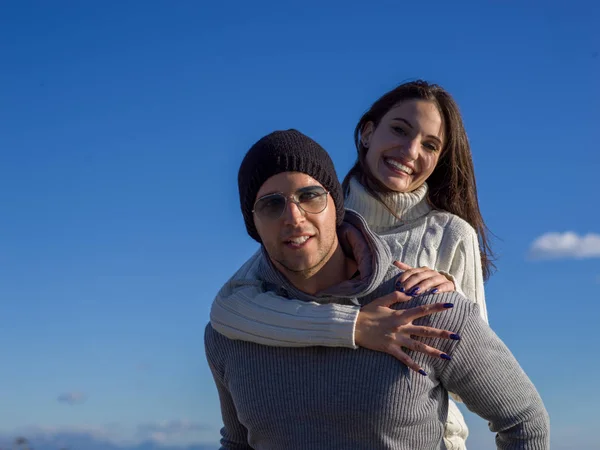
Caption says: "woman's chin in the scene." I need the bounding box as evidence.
[376,173,411,193]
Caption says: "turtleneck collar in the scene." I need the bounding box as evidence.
[344,177,432,233]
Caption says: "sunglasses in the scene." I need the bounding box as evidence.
[252,186,329,221]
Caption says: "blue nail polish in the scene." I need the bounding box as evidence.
[409,287,420,296]
[440,353,452,361]
[396,284,405,292]
[431,288,439,294]
[443,303,454,308]
[450,334,461,340]
[418,369,428,376]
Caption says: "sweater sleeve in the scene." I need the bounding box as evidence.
[210,251,360,348]
[446,220,488,324]
[204,325,254,450]
[439,310,550,449]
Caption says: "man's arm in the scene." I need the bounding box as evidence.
[439,304,550,449]
[204,325,254,450]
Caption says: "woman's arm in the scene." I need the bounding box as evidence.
[447,225,488,323]
[211,282,360,348]
[210,249,360,347]
[210,254,461,373]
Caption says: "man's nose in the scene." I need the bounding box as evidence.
[282,200,305,226]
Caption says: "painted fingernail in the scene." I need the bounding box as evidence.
[440,353,452,361]
[443,303,454,308]
[409,287,420,296]
[396,283,405,292]
[431,288,439,294]
[450,334,461,340]
[418,369,428,376]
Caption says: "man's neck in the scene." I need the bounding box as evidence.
[280,239,357,296]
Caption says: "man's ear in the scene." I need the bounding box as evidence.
[361,122,374,149]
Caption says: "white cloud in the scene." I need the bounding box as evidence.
[56,391,87,405]
[529,232,600,260]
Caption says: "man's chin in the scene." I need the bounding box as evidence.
[274,257,319,276]
[282,261,316,274]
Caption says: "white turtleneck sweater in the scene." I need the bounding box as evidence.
[345,178,488,323]
[210,178,489,450]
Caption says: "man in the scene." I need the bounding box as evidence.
[204,129,549,449]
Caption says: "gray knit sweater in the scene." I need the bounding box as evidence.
[204,212,549,450]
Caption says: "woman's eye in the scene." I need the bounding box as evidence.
[423,142,439,152]
[392,126,407,135]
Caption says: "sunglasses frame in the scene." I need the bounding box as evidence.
[252,187,329,220]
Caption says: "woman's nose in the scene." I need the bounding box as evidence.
[404,137,420,159]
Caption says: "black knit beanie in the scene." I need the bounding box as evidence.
[238,129,345,242]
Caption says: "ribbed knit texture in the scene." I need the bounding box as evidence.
[205,256,550,449]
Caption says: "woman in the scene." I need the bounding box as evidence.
[210,80,494,449]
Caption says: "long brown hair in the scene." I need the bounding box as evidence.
[342,80,495,280]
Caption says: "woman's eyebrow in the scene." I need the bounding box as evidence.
[391,117,442,143]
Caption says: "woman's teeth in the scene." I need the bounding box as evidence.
[384,158,413,174]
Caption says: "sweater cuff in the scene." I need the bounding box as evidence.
[327,304,360,348]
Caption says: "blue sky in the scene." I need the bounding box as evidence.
[1,1,598,448]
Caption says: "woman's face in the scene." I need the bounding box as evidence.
[363,99,445,193]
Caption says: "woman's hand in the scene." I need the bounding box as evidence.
[393,261,455,297]
[355,290,460,375]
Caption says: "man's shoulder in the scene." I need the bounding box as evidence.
[218,249,265,292]
[204,322,233,350]
[211,249,268,312]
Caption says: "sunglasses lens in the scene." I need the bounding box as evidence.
[297,188,327,213]
[254,195,286,219]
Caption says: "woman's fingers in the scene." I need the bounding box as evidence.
[395,266,429,287]
[399,271,441,294]
[365,290,413,309]
[393,260,413,271]
[407,276,453,295]
[403,338,452,362]
[386,346,425,375]
[401,302,454,322]
[355,299,457,376]
[405,325,461,341]
[398,270,456,296]
[427,280,455,294]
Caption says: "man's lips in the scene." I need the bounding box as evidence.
[282,234,313,247]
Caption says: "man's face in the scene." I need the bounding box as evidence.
[253,172,338,279]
